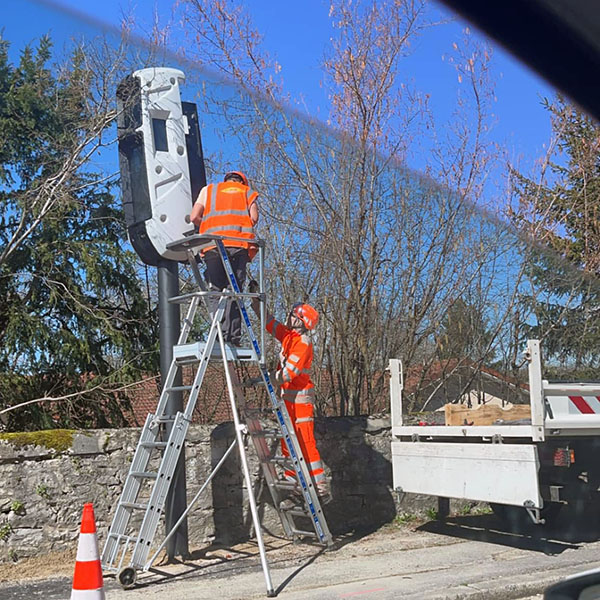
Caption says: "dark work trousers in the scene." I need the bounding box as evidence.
[203,247,249,345]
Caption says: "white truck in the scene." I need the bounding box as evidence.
[390,340,600,528]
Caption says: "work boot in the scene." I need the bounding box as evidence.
[316,481,333,505]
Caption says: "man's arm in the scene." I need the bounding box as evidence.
[249,200,259,226]
[190,186,208,227]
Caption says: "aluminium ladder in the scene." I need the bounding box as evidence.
[101,234,332,596]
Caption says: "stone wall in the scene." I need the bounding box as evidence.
[0,416,432,563]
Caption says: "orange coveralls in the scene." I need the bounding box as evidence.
[266,316,326,485]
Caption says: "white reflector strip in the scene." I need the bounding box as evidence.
[70,588,106,599]
[76,533,100,561]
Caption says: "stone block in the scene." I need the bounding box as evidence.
[70,432,107,455]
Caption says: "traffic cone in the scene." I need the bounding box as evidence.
[71,503,105,599]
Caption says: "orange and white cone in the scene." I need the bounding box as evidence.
[71,503,105,599]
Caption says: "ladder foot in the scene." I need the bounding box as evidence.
[267,589,277,597]
[118,566,137,589]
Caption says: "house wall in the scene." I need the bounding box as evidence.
[0,416,431,563]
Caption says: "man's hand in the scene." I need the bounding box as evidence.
[248,280,259,293]
[269,370,282,385]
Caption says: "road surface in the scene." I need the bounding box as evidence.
[2,513,599,599]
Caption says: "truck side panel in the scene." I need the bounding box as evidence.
[391,441,542,508]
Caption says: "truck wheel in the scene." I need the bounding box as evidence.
[490,503,562,532]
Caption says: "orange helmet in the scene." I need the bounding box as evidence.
[224,170,248,186]
[291,303,319,330]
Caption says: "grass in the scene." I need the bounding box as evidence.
[0,523,12,542]
[426,507,438,520]
[394,511,420,526]
[454,502,493,517]
[35,484,50,499]
[470,504,493,516]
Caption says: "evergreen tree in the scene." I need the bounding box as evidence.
[436,298,492,361]
[0,35,157,431]
[511,97,600,375]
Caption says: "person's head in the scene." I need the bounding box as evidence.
[224,171,248,186]
[286,302,319,332]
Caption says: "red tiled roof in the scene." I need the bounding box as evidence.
[124,357,524,424]
[124,364,391,424]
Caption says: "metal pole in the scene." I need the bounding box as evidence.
[259,244,266,367]
[526,339,545,442]
[158,258,189,560]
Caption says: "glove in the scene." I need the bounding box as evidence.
[248,280,259,293]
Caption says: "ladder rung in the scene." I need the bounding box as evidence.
[281,506,308,518]
[291,528,318,538]
[121,502,147,510]
[250,429,282,439]
[272,480,298,491]
[140,441,167,449]
[264,456,293,467]
[130,471,157,479]
[152,416,176,423]
[107,532,134,543]
[245,408,273,417]
[165,385,193,392]
[175,357,200,366]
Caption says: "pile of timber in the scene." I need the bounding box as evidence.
[444,403,532,426]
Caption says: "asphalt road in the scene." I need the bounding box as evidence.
[2,513,600,600]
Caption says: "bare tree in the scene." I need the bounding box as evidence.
[171,0,540,416]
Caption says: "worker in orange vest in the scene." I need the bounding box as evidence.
[190,171,258,346]
[249,282,331,503]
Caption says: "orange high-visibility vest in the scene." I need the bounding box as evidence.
[199,181,258,258]
[266,316,325,484]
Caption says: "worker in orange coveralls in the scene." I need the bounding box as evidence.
[249,281,331,503]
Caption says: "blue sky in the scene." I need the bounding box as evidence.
[4,0,558,175]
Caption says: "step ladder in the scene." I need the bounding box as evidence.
[101,234,332,596]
